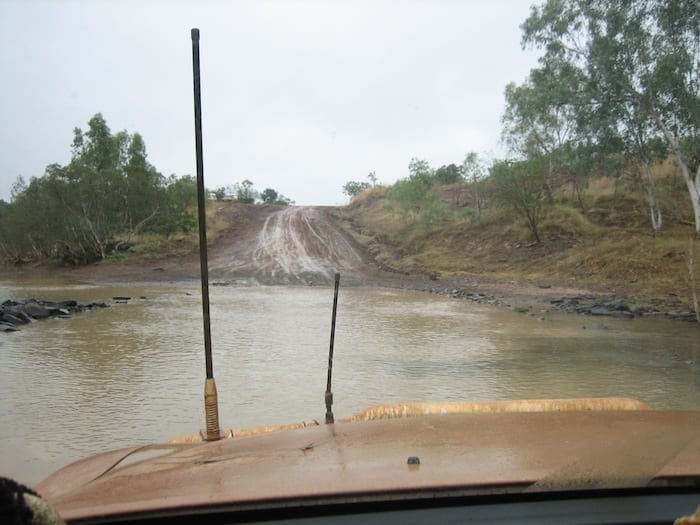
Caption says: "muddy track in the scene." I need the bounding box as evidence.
[209,206,370,285]
[62,204,606,311]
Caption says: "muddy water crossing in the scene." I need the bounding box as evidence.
[1,277,699,486]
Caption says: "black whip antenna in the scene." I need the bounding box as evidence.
[325,273,340,423]
[191,28,221,441]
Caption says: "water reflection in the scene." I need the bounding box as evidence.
[0,279,698,486]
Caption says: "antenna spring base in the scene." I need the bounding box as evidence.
[203,377,222,441]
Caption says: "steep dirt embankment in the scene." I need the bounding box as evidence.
[62,203,399,287]
[66,202,602,308]
[207,205,374,285]
[223,205,596,300]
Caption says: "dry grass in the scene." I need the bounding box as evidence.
[129,233,198,259]
[539,205,605,237]
[125,201,231,260]
[116,161,698,306]
[585,176,618,198]
[339,167,699,302]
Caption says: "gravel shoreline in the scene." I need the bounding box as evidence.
[10,259,699,325]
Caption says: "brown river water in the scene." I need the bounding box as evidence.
[1,275,699,486]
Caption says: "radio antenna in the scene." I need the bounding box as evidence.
[191,28,221,441]
[325,273,341,424]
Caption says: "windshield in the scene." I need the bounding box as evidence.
[0,0,699,520]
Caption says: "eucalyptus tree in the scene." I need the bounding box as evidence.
[489,157,551,244]
[501,63,581,164]
[260,188,279,204]
[260,188,293,205]
[71,115,143,257]
[233,179,258,203]
[385,158,451,226]
[342,180,371,198]
[521,0,700,234]
[123,132,166,238]
[434,164,463,185]
[502,67,583,208]
[462,152,486,218]
[618,111,668,236]
[0,114,196,264]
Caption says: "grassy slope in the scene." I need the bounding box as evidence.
[333,160,698,307]
[98,162,699,309]
[102,201,237,263]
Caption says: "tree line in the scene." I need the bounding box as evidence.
[0,114,297,265]
[0,113,198,264]
[344,0,698,242]
[210,180,293,205]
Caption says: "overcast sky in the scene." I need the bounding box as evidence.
[1,0,541,205]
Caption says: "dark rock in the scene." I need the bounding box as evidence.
[47,307,72,316]
[22,301,51,319]
[602,298,630,311]
[669,312,697,322]
[86,301,108,309]
[59,300,78,308]
[1,313,26,325]
[212,281,237,287]
[0,322,20,332]
[5,308,32,324]
[105,240,134,254]
[589,307,615,316]
[1,298,111,333]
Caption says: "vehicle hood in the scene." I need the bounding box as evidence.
[36,407,700,522]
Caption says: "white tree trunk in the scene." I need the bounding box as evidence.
[642,157,662,236]
[676,155,700,238]
[656,117,700,236]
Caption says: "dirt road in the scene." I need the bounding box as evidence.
[60,204,602,310]
[209,206,369,285]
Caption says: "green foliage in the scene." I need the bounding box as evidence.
[156,175,198,235]
[212,186,227,201]
[462,152,486,219]
[0,113,197,264]
[233,179,258,203]
[342,180,371,198]
[434,164,463,185]
[501,71,579,163]
[259,187,293,205]
[518,0,700,232]
[260,188,278,204]
[488,157,551,243]
[385,158,450,226]
[344,172,382,199]
[407,158,434,186]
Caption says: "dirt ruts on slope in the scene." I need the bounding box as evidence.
[200,205,601,301]
[59,204,603,309]
[56,204,393,286]
[208,205,372,285]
